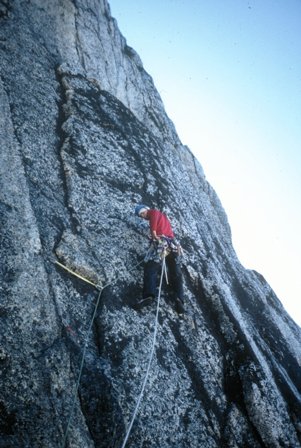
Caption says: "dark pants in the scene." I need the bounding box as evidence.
[143,252,184,301]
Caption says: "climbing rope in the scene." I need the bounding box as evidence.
[61,285,104,448]
[120,254,166,448]
[58,255,146,448]
[55,260,101,290]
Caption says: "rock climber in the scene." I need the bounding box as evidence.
[135,204,185,314]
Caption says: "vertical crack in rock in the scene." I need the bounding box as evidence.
[55,64,83,236]
[70,0,87,72]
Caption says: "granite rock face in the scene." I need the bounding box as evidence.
[1,1,301,447]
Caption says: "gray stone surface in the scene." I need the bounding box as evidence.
[0,1,300,447]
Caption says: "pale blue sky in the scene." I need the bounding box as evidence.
[109,0,301,326]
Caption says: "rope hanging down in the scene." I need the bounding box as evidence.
[57,256,145,448]
[61,285,104,448]
[120,255,166,448]
[55,261,101,290]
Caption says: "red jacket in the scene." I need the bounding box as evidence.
[146,209,174,238]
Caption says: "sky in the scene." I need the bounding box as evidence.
[109,0,301,326]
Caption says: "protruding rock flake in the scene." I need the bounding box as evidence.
[0,1,300,447]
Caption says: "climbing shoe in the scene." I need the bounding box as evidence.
[174,297,185,315]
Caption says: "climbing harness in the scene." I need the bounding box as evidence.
[120,253,167,448]
[57,255,146,448]
[144,236,182,264]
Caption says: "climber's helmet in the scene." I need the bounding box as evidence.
[135,204,150,217]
